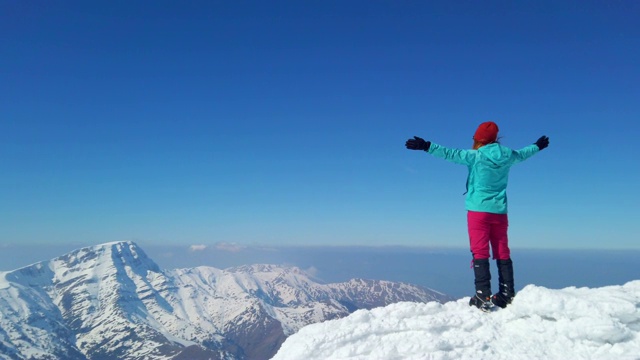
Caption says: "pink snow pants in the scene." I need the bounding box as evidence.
[467,211,510,260]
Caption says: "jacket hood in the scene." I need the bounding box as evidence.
[477,143,512,167]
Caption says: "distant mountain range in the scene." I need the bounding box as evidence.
[0,241,451,360]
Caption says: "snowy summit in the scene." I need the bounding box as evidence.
[272,281,640,360]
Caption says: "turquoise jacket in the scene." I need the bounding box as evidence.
[427,142,539,214]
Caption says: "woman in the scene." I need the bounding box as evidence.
[405,121,549,311]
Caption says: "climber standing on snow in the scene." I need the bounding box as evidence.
[405,122,549,311]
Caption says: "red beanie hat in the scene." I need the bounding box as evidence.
[474,121,499,144]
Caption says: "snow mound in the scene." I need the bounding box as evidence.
[272,281,640,360]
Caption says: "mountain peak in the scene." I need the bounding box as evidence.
[52,240,160,275]
[90,240,139,252]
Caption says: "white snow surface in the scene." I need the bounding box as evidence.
[272,281,640,360]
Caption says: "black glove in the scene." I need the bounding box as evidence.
[535,136,549,150]
[405,136,431,151]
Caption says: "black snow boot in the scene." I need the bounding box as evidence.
[491,258,515,308]
[469,258,492,311]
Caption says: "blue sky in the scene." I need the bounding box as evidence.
[1,1,639,249]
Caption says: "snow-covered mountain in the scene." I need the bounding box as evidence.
[273,280,640,360]
[0,241,449,360]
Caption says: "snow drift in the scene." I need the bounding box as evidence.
[272,281,640,360]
